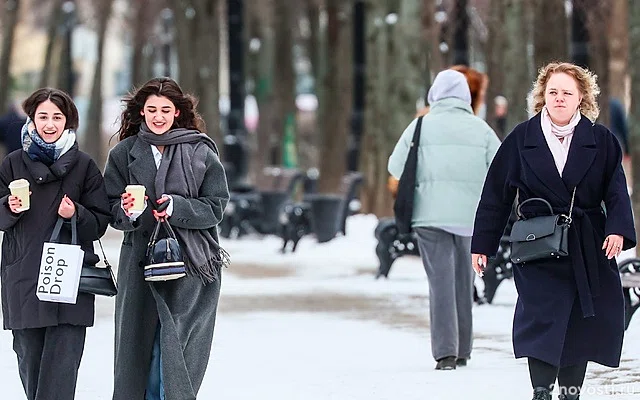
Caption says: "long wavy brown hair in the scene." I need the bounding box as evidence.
[115,77,206,141]
[529,62,600,121]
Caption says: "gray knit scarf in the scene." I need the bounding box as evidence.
[138,123,230,283]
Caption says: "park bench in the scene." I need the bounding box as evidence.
[618,258,640,330]
[374,217,515,304]
[219,167,303,238]
[278,172,364,252]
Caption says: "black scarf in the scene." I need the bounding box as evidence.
[138,123,229,283]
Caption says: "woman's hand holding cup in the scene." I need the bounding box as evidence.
[8,178,30,213]
[8,195,25,214]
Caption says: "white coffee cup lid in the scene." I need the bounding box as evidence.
[9,178,29,188]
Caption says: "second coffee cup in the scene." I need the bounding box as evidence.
[125,185,146,212]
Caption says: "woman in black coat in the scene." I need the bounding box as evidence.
[471,62,635,400]
[0,88,110,400]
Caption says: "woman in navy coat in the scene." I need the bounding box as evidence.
[471,62,635,400]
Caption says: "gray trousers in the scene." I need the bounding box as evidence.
[12,324,86,400]
[415,227,474,361]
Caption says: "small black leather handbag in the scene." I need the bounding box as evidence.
[80,239,118,297]
[508,188,576,264]
[55,214,117,297]
[144,200,186,282]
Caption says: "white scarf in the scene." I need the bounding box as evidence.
[540,106,581,176]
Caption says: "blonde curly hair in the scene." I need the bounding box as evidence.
[529,62,600,121]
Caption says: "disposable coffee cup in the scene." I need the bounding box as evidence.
[125,185,146,212]
[9,179,30,212]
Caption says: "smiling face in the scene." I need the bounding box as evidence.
[141,95,179,135]
[544,72,583,125]
[34,100,67,143]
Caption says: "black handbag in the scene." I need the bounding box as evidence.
[144,200,186,282]
[393,116,423,235]
[80,239,117,297]
[50,215,117,297]
[508,188,576,264]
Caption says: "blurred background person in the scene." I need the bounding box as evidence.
[0,97,27,157]
[493,95,509,138]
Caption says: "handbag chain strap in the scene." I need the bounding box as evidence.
[515,187,577,225]
[96,239,111,268]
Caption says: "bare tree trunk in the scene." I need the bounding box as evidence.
[422,0,443,77]
[532,0,567,70]
[254,0,276,172]
[84,0,114,168]
[609,0,628,103]
[39,0,64,88]
[272,0,296,165]
[193,0,221,143]
[0,0,21,113]
[317,0,351,193]
[129,0,162,87]
[504,0,532,127]
[362,0,395,216]
[171,2,198,92]
[307,0,321,84]
[391,0,424,133]
[170,1,221,143]
[584,0,610,127]
[485,0,508,138]
[628,0,640,246]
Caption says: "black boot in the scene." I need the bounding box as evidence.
[558,395,579,400]
[532,387,552,400]
[435,356,457,370]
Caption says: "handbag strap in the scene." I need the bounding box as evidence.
[50,214,112,267]
[49,214,78,244]
[96,239,111,268]
[146,194,178,240]
[515,187,577,223]
[409,116,423,152]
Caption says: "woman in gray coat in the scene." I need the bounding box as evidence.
[104,77,229,400]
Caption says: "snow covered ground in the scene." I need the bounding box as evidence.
[1,214,639,399]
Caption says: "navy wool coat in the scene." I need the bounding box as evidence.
[471,113,636,368]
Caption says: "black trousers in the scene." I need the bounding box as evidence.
[528,357,587,398]
[12,324,87,400]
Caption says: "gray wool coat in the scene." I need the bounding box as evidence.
[103,136,229,400]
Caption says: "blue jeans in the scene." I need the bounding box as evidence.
[145,326,165,400]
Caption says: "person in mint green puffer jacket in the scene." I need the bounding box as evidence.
[388,69,500,371]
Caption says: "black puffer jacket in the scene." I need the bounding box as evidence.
[0,145,110,330]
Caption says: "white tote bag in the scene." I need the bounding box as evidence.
[36,216,84,304]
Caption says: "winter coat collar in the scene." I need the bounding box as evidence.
[21,142,80,184]
[522,113,597,202]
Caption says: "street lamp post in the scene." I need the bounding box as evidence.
[571,0,589,68]
[348,1,365,172]
[452,0,469,65]
[225,0,248,189]
[58,0,76,96]
[160,8,173,77]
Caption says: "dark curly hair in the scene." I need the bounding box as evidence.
[115,77,206,141]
